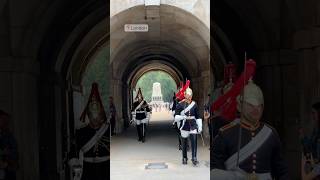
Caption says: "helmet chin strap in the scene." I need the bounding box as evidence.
[242,112,259,129]
[186,97,192,104]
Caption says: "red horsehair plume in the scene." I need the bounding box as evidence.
[211,59,256,121]
[176,80,190,101]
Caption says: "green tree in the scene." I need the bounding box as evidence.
[82,46,110,111]
[135,71,177,102]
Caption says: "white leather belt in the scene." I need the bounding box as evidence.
[83,156,109,163]
[186,116,195,120]
[136,119,148,124]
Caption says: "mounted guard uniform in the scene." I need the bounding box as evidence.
[174,84,202,166]
[69,83,110,180]
[75,124,109,180]
[211,78,289,180]
[211,121,288,180]
[131,88,151,143]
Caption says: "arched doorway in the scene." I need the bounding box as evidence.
[37,2,109,179]
[109,2,210,180]
[110,4,211,134]
[133,70,178,103]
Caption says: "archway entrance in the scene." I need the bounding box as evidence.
[133,70,177,116]
[110,4,211,134]
[109,2,210,179]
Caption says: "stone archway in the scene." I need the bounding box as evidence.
[110,4,210,133]
[37,2,109,179]
[130,62,183,89]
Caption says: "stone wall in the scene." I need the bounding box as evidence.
[110,0,210,28]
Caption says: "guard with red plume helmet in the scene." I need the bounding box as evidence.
[210,60,289,179]
[176,80,190,101]
[174,80,202,166]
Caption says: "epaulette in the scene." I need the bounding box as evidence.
[219,122,237,132]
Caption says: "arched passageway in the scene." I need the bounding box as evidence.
[109,3,210,180]
[110,4,211,133]
[2,0,318,179]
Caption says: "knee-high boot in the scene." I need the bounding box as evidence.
[182,137,188,164]
[137,124,142,141]
[176,126,182,150]
[178,135,182,150]
[142,123,146,142]
[190,134,198,165]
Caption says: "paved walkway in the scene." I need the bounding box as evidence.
[110,111,210,180]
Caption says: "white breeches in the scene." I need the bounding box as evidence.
[136,118,148,125]
[180,129,198,138]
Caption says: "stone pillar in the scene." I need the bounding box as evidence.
[191,69,210,139]
[201,70,210,140]
[0,57,40,180]
[294,28,320,132]
[256,49,301,178]
[111,79,124,133]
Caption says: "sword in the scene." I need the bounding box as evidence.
[236,51,247,168]
[200,132,206,147]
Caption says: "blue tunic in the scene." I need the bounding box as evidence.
[174,101,200,131]
[131,100,151,120]
[211,122,289,179]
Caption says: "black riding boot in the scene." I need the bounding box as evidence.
[137,124,142,141]
[142,123,146,143]
[190,134,198,165]
[178,134,182,150]
[182,137,188,164]
[175,123,182,150]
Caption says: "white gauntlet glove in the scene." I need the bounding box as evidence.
[131,111,136,124]
[196,118,202,133]
[68,158,83,180]
[146,112,151,121]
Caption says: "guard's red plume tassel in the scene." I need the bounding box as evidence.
[176,80,190,101]
[211,59,256,121]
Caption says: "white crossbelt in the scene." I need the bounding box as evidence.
[84,156,109,163]
[180,101,195,116]
[225,125,272,170]
[74,122,108,180]
[179,101,195,130]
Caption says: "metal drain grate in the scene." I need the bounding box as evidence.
[145,162,168,169]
